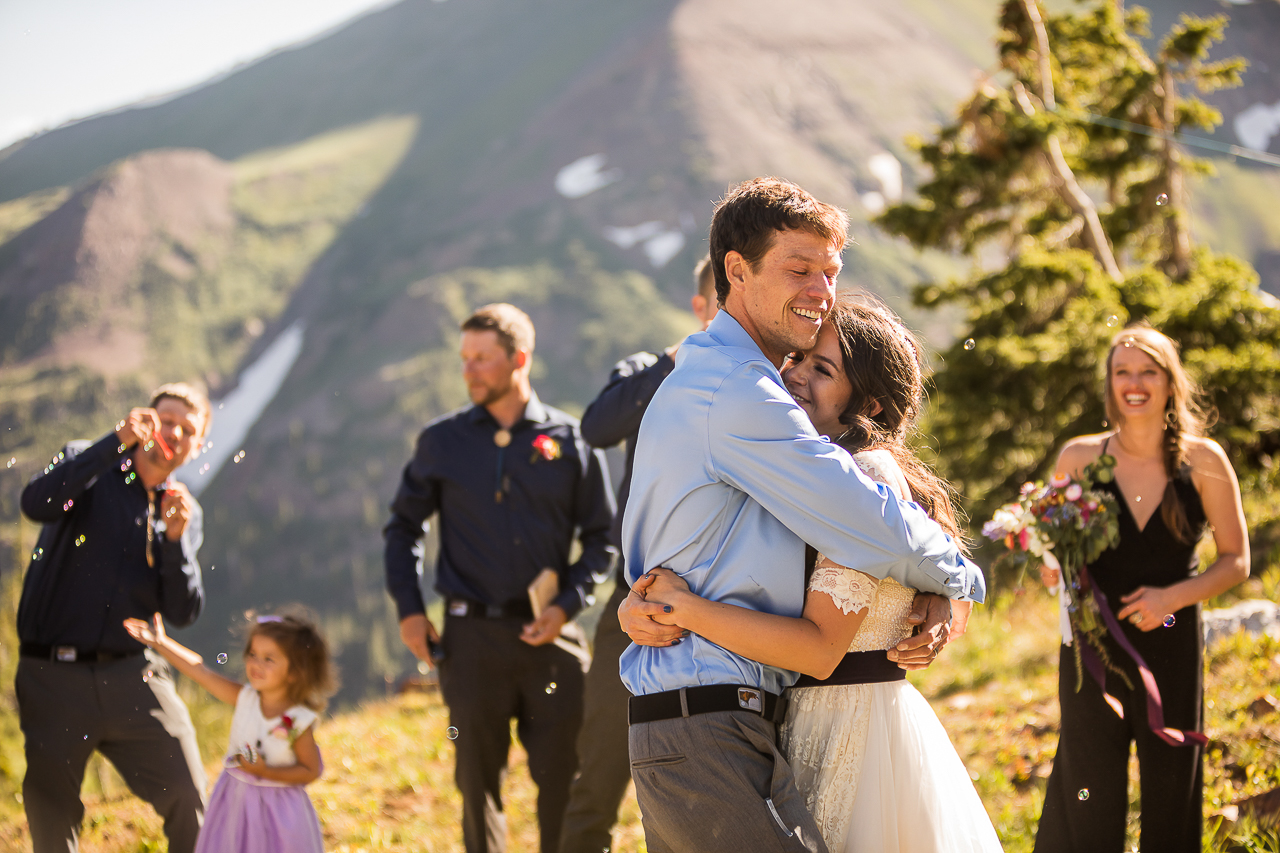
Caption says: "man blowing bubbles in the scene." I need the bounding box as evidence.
[17,383,210,853]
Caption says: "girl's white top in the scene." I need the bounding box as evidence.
[225,685,317,774]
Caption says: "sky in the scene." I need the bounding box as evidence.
[0,0,399,150]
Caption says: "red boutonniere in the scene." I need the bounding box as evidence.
[531,435,561,462]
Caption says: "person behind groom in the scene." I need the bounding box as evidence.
[557,256,719,853]
[618,177,985,852]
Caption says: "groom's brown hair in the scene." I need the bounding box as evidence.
[708,177,848,307]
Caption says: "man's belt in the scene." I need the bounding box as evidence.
[445,598,534,620]
[792,650,907,688]
[628,684,788,725]
[20,643,143,664]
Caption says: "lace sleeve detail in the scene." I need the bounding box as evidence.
[809,557,880,615]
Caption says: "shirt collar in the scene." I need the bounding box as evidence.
[465,388,551,429]
[701,310,785,383]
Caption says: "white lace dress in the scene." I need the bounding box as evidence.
[778,453,1003,853]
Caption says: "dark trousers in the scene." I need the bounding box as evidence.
[1035,642,1203,853]
[629,710,826,853]
[17,652,207,853]
[558,581,633,853]
[439,615,586,853]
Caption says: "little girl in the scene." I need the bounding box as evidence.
[124,610,336,853]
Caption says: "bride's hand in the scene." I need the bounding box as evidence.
[642,567,691,601]
[618,575,684,647]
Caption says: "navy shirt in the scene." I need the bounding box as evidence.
[384,391,615,621]
[17,433,205,654]
[580,350,675,561]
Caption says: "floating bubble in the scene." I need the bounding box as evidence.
[446,727,459,740]
[963,338,976,351]
[1156,193,1169,206]
[143,670,154,683]
[545,682,558,695]
[6,457,15,468]
[1105,315,1119,327]
[75,535,85,547]
[1162,614,1176,628]
[83,735,88,740]
[1078,788,1090,801]
[32,548,44,561]
[144,440,155,451]
[217,653,229,664]
[63,500,74,511]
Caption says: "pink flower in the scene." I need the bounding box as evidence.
[1017,528,1030,550]
[1049,472,1071,489]
[1020,481,1037,496]
[1064,483,1083,502]
[270,726,290,740]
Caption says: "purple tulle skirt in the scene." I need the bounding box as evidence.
[194,768,324,853]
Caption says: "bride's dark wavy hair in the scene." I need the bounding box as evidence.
[825,292,968,550]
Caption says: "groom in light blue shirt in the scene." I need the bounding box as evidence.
[618,178,984,852]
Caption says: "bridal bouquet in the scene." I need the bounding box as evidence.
[982,454,1129,690]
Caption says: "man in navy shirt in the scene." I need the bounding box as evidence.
[384,303,614,853]
[17,383,209,853]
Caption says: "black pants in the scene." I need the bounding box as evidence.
[439,614,586,853]
[17,652,207,853]
[558,580,634,853]
[1035,638,1203,853]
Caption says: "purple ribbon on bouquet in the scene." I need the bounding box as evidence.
[1076,565,1208,748]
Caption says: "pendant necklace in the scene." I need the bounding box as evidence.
[494,428,511,502]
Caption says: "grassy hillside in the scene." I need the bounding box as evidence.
[1,580,1277,851]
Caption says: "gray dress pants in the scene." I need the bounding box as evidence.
[17,651,207,853]
[629,710,826,853]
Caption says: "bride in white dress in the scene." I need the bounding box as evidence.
[634,295,1002,852]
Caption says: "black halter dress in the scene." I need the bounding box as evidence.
[1035,441,1208,853]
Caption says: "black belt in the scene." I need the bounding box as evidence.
[792,650,907,688]
[20,643,143,664]
[628,684,788,725]
[445,598,534,620]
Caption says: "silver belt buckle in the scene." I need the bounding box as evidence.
[448,601,469,617]
[737,687,763,713]
[55,646,77,662]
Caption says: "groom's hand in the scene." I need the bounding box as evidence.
[887,593,951,670]
[618,578,684,647]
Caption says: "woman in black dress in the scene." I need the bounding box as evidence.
[1033,323,1249,852]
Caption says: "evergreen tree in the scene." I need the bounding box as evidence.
[879,0,1280,573]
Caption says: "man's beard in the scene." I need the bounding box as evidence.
[469,380,512,407]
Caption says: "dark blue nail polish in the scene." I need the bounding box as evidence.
[663,605,672,613]
[670,638,681,645]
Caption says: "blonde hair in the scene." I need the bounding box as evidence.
[1104,322,1210,543]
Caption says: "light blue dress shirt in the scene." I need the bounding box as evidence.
[620,311,986,697]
